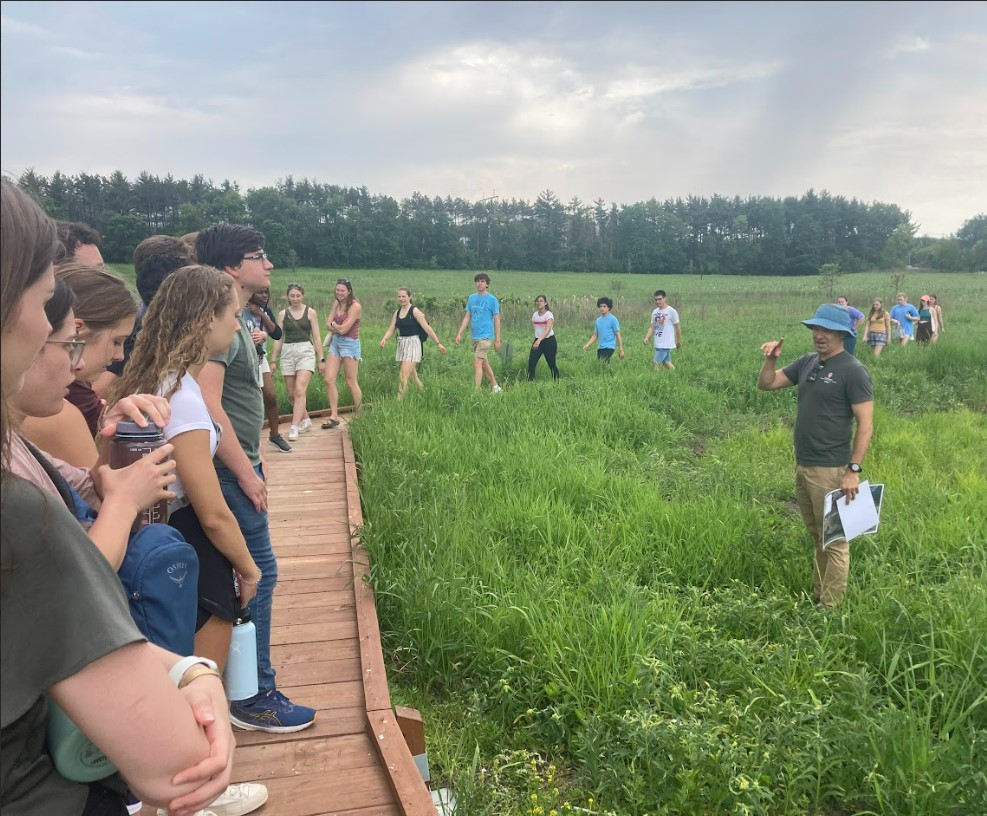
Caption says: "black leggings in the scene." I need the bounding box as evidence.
[528,335,560,380]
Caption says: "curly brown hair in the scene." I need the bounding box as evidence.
[112,265,235,402]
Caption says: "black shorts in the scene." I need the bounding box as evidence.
[169,503,238,630]
[597,348,615,362]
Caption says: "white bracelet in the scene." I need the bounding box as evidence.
[168,655,219,687]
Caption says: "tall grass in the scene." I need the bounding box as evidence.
[111,264,986,812]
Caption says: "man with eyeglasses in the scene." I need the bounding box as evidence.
[757,303,874,610]
[195,225,317,734]
[643,290,681,370]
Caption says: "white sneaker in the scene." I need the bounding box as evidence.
[299,417,312,433]
[157,781,268,816]
[288,426,299,441]
[491,385,503,393]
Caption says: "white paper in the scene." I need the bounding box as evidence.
[822,482,884,547]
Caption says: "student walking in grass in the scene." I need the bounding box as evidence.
[757,303,874,610]
[455,272,502,392]
[863,298,892,358]
[889,293,919,345]
[643,290,681,370]
[379,287,446,399]
[583,296,624,363]
[528,295,560,380]
[836,296,865,356]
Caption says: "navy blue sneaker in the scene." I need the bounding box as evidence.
[229,689,317,733]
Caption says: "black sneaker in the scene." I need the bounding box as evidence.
[269,435,292,452]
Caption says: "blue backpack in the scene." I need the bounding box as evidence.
[24,440,198,654]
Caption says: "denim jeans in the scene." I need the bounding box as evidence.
[217,463,277,697]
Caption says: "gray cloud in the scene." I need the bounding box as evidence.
[2,1,984,235]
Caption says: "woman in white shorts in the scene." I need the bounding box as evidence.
[379,287,446,399]
[271,283,324,441]
[321,279,362,428]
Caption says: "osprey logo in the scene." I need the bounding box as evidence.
[167,561,189,589]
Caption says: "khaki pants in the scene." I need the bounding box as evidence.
[795,464,850,609]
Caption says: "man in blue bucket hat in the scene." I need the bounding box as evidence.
[757,303,874,609]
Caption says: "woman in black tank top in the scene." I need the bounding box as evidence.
[272,284,324,440]
[379,287,446,399]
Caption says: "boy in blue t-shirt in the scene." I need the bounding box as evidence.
[455,272,502,392]
[582,297,624,362]
[889,292,920,345]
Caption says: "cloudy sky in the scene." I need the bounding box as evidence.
[2,1,984,236]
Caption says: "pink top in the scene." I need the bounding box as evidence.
[9,433,99,514]
[333,304,360,339]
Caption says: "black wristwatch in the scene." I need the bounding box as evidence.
[847,463,862,474]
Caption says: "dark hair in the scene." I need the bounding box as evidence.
[654,290,666,298]
[597,296,614,309]
[249,288,270,305]
[474,273,491,284]
[535,294,549,308]
[398,286,414,305]
[55,220,101,262]
[133,235,194,306]
[45,279,76,333]
[55,262,139,333]
[1,179,59,471]
[287,283,304,295]
[195,224,265,270]
[868,299,886,321]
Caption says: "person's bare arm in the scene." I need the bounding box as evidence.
[455,311,471,344]
[331,302,362,335]
[309,307,326,373]
[20,402,99,469]
[840,400,874,502]
[583,331,598,351]
[49,641,229,811]
[170,430,259,606]
[757,339,794,391]
[674,321,682,348]
[493,312,502,351]
[197,361,267,512]
[270,310,286,367]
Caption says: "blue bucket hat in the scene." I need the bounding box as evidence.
[802,303,856,337]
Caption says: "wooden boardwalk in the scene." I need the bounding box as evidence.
[150,423,436,816]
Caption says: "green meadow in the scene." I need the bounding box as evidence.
[119,267,987,814]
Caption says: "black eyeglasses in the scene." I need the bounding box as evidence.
[807,362,826,383]
[46,338,86,367]
[242,251,268,262]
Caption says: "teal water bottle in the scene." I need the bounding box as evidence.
[224,607,258,701]
[46,698,117,782]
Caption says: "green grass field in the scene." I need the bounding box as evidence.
[115,266,987,814]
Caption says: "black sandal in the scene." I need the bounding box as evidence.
[321,418,340,429]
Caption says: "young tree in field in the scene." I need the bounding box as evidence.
[819,262,843,300]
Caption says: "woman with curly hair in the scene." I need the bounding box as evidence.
[112,265,262,669]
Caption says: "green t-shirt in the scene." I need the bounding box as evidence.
[782,351,874,466]
[1,477,144,815]
[210,315,263,467]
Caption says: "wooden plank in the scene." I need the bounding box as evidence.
[366,710,436,816]
[232,732,380,781]
[271,639,361,666]
[270,619,358,646]
[234,709,367,746]
[241,763,395,815]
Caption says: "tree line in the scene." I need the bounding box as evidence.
[15,168,987,274]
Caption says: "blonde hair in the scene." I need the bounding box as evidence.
[112,265,234,402]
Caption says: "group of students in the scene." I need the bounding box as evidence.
[847,293,946,358]
[1,183,318,816]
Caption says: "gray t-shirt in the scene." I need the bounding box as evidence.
[210,314,263,468]
[1,477,144,815]
[782,351,874,466]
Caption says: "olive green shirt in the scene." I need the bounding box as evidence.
[1,477,144,815]
[209,315,263,467]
